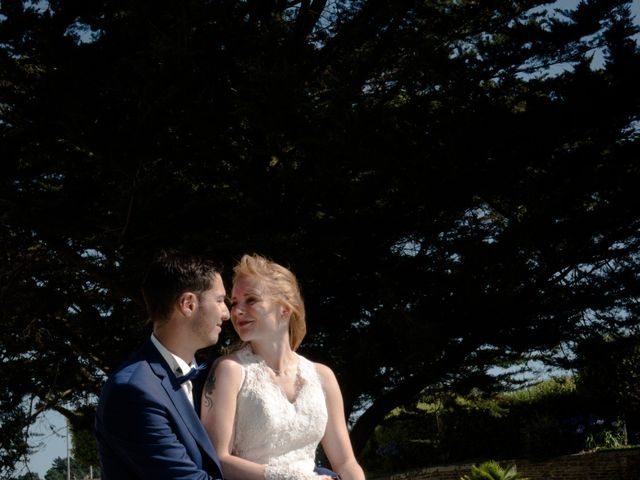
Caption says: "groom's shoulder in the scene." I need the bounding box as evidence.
[103,342,158,389]
[111,355,151,383]
[98,354,157,410]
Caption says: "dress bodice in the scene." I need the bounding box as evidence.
[231,346,328,473]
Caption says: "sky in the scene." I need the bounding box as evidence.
[18,410,68,478]
[15,0,640,477]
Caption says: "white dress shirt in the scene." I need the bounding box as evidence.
[150,334,197,406]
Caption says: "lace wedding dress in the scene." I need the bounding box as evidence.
[232,345,329,480]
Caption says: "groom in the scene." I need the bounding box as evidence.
[95,250,230,479]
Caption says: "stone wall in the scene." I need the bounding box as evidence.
[373,447,640,480]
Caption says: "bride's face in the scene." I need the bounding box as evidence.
[230,276,288,342]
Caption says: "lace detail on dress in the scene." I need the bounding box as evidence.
[264,463,327,480]
[232,346,328,475]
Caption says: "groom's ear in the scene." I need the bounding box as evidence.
[177,292,197,317]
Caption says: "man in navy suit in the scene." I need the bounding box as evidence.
[95,250,230,479]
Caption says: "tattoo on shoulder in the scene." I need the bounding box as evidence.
[203,370,216,410]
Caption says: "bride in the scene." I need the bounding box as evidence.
[200,254,365,480]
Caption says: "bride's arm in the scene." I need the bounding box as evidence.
[317,363,366,480]
[200,358,267,480]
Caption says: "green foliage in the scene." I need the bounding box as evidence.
[574,334,640,442]
[43,457,92,480]
[69,408,100,469]
[361,390,515,471]
[520,413,568,458]
[584,419,628,451]
[506,377,576,403]
[505,378,583,457]
[460,461,527,480]
[70,427,100,472]
[0,389,32,479]
[361,378,604,471]
[361,406,443,472]
[585,430,623,450]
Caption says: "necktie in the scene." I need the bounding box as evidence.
[176,363,208,384]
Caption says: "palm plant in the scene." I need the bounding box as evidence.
[460,460,528,480]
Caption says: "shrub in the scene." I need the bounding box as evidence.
[460,460,528,480]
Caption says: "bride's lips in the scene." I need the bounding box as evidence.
[235,319,253,329]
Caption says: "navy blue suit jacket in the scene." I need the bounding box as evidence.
[95,339,223,479]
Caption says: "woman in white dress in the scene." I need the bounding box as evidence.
[200,254,366,480]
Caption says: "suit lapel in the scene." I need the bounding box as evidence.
[142,341,222,473]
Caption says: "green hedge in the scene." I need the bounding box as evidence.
[360,378,627,473]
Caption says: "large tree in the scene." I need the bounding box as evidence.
[1,0,640,473]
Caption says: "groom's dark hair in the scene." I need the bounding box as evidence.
[142,249,222,323]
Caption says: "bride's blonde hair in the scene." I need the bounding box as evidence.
[233,254,307,351]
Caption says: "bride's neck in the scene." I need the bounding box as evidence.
[250,339,295,373]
